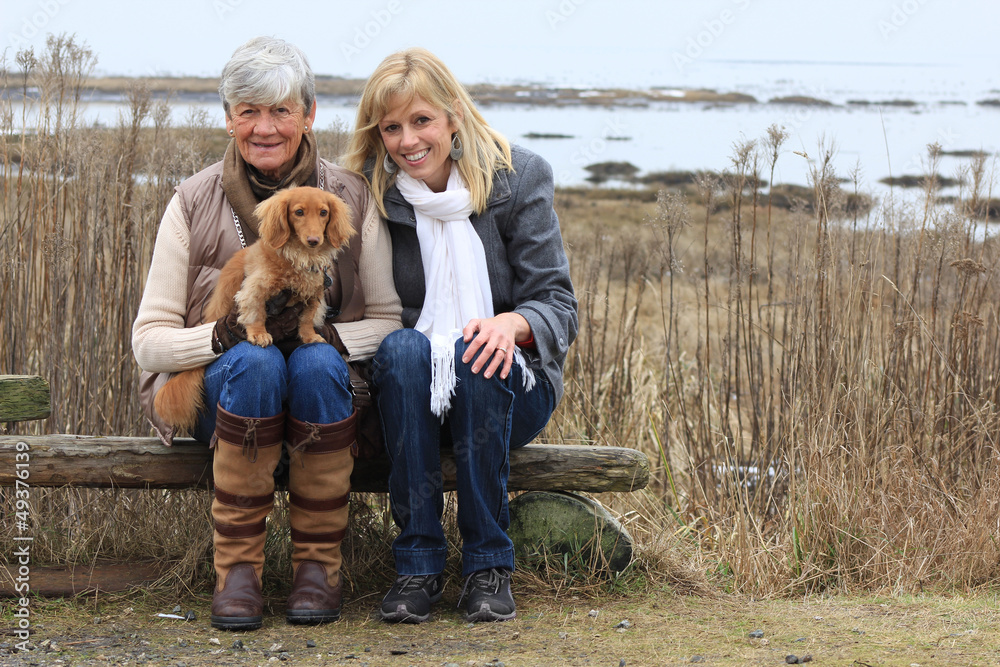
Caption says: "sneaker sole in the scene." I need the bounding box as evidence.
[465,603,516,623]
[380,604,431,623]
[379,590,444,624]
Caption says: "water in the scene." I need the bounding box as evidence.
[14,60,1000,195]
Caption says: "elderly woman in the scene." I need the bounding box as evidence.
[132,37,401,630]
[344,48,578,623]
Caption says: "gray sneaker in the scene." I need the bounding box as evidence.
[460,568,516,622]
[379,573,444,623]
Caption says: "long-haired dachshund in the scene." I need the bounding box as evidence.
[154,186,355,434]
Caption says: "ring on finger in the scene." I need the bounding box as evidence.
[497,346,508,355]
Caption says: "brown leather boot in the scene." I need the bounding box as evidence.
[209,405,285,631]
[284,411,356,624]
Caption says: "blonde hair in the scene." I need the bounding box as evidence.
[344,48,512,216]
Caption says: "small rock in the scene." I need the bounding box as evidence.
[691,657,705,664]
[177,639,188,647]
[748,629,764,639]
[269,643,284,653]
[558,632,568,639]
[184,611,196,621]
[278,652,290,661]
[208,638,221,646]
[172,605,182,614]
[588,609,599,618]
[614,620,632,629]
[390,649,408,655]
[511,632,520,640]
[445,664,460,667]
[787,656,812,665]
[232,639,244,650]
[620,660,626,667]
[93,616,102,625]
[306,640,316,648]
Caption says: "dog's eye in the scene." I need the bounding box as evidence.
[294,208,304,216]
[320,209,329,217]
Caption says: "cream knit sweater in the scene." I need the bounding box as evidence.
[132,193,402,374]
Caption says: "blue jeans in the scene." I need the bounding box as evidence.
[371,328,555,577]
[193,341,353,442]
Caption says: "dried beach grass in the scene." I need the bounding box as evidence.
[3,36,1000,600]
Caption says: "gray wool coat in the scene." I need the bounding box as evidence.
[381,145,578,405]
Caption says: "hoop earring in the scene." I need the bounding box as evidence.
[450,134,464,161]
[383,153,398,175]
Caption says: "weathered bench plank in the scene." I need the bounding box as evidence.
[0,561,166,597]
[0,436,649,493]
[0,375,51,422]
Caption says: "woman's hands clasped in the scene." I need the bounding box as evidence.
[461,312,531,380]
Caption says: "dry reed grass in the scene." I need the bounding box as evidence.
[3,36,1000,600]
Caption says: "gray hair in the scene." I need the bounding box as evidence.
[218,36,315,116]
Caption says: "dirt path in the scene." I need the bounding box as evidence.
[4,589,1000,666]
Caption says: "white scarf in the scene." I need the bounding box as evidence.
[395,165,534,418]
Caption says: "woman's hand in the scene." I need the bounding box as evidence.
[461,313,531,380]
[211,290,305,354]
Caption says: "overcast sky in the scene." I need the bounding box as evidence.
[3,0,997,89]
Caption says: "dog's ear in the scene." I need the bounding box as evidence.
[255,190,292,248]
[323,192,356,249]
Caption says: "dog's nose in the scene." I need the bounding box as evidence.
[307,237,320,247]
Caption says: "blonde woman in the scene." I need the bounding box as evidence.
[345,48,577,623]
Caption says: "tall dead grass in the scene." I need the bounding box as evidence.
[555,129,1000,596]
[3,36,1000,598]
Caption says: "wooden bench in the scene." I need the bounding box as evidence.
[0,374,649,593]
